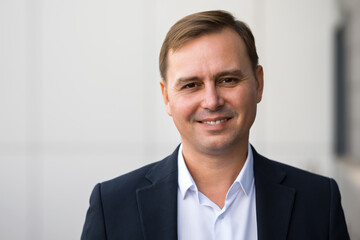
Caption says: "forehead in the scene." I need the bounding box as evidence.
[166,28,251,83]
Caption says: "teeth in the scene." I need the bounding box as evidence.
[202,119,227,125]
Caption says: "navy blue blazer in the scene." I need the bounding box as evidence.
[81,146,349,240]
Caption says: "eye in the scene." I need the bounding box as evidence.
[222,78,235,83]
[184,82,198,89]
[218,77,240,87]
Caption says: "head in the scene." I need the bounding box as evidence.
[159,10,259,82]
[159,10,263,156]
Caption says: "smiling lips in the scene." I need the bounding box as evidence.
[199,118,231,125]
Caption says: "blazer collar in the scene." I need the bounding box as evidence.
[136,146,179,240]
[253,146,296,240]
[136,145,296,240]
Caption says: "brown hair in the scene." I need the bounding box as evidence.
[159,10,259,81]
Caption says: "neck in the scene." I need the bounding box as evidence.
[181,141,249,208]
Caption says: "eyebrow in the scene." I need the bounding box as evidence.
[214,69,245,79]
[174,76,201,89]
[174,69,246,89]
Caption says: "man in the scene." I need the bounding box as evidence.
[81,10,349,240]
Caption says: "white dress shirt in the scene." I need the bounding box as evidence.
[177,143,257,240]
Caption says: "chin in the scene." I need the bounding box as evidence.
[199,139,238,154]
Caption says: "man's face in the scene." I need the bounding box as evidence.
[161,28,263,156]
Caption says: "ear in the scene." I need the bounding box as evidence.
[255,65,264,103]
[160,80,172,116]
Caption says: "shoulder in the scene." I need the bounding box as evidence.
[252,148,349,238]
[269,157,329,183]
[253,146,329,178]
[98,146,179,198]
[100,161,157,192]
[253,148,339,201]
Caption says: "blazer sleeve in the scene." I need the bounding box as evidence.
[81,183,107,240]
[329,178,350,240]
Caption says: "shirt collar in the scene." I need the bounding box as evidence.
[178,144,197,199]
[233,143,254,196]
[177,143,254,200]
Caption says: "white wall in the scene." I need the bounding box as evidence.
[0,0,340,239]
[252,0,339,175]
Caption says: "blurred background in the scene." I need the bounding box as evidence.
[1,0,359,239]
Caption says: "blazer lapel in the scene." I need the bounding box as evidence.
[253,148,296,240]
[136,147,179,240]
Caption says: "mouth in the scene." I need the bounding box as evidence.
[199,118,231,125]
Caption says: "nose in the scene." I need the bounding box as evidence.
[200,83,224,111]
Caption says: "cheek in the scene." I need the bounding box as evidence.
[227,88,254,105]
[169,95,198,119]
[225,88,258,117]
